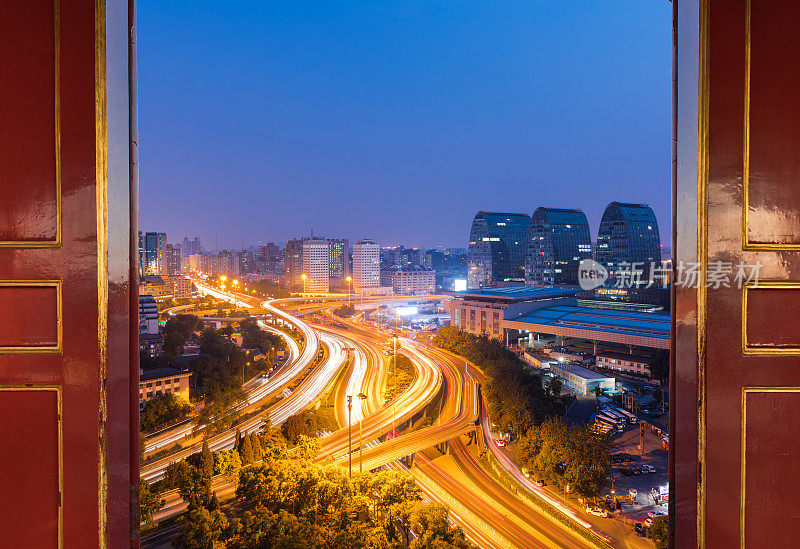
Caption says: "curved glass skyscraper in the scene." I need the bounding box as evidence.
[525,207,592,285]
[467,211,530,288]
[596,202,661,285]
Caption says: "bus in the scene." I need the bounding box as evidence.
[602,407,626,422]
[611,406,638,424]
[596,411,624,428]
[594,414,623,432]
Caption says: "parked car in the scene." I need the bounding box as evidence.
[635,523,647,536]
[585,506,608,518]
[619,467,633,476]
[646,465,657,473]
[521,467,530,478]
[533,480,546,487]
[648,510,667,519]
[644,518,653,528]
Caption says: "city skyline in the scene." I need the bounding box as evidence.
[138,0,671,249]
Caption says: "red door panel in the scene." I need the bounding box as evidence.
[0,1,136,547]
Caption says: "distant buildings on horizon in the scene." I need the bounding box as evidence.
[466,202,665,295]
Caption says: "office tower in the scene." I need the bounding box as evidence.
[142,232,167,276]
[352,239,380,291]
[466,212,530,289]
[181,235,202,257]
[285,238,305,287]
[525,207,593,285]
[301,239,330,292]
[596,202,661,285]
[259,243,281,272]
[327,238,350,286]
[165,243,182,276]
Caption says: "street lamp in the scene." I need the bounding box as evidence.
[346,276,352,307]
[301,273,307,294]
[357,392,367,473]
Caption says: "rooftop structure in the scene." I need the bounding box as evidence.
[551,362,615,395]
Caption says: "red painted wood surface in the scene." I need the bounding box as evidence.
[675,1,800,546]
[0,1,136,547]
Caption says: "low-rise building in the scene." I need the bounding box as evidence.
[162,275,194,299]
[551,362,615,395]
[521,348,558,369]
[595,351,652,377]
[139,367,192,404]
[380,265,436,295]
[139,275,172,298]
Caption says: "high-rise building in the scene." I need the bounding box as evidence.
[285,238,305,287]
[141,232,167,276]
[259,243,281,272]
[327,238,350,285]
[352,239,380,291]
[301,239,330,293]
[181,236,202,257]
[596,202,661,285]
[165,243,182,276]
[525,207,593,286]
[466,212,530,288]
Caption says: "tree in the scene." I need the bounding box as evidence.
[163,460,192,490]
[546,376,563,397]
[173,506,229,549]
[200,439,215,479]
[239,431,255,465]
[178,465,213,510]
[214,449,243,478]
[162,314,202,356]
[649,515,668,549]
[649,350,670,382]
[140,392,192,431]
[139,480,165,524]
[408,502,472,549]
[249,432,263,462]
[281,413,312,445]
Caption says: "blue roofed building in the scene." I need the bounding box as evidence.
[447,285,669,351]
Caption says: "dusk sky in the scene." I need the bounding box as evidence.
[138,1,671,250]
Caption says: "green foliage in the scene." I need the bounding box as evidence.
[173,506,229,549]
[433,327,563,436]
[200,439,215,479]
[516,418,613,499]
[239,317,284,355]
[178,464,213,510]
[333,304,357,318]
[649,349,670,382]
[140,392,193,432]
[174,432,472,549]
[163,460,192,491]
[213,449,242,478]
[649,515,668,549]
[162,314,202,356]
[239,432,255,465]
[139,480,165,524]
[384,355,415,403]
[280,408,338,445]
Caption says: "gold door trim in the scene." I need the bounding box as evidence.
[741,0,800,251]
[740,387,800,547]
[0,385,63,549]
[0,0,62,249]
[0,279,62,354]
[741,281,800,356]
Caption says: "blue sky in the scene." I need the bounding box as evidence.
[138,1,672,250]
